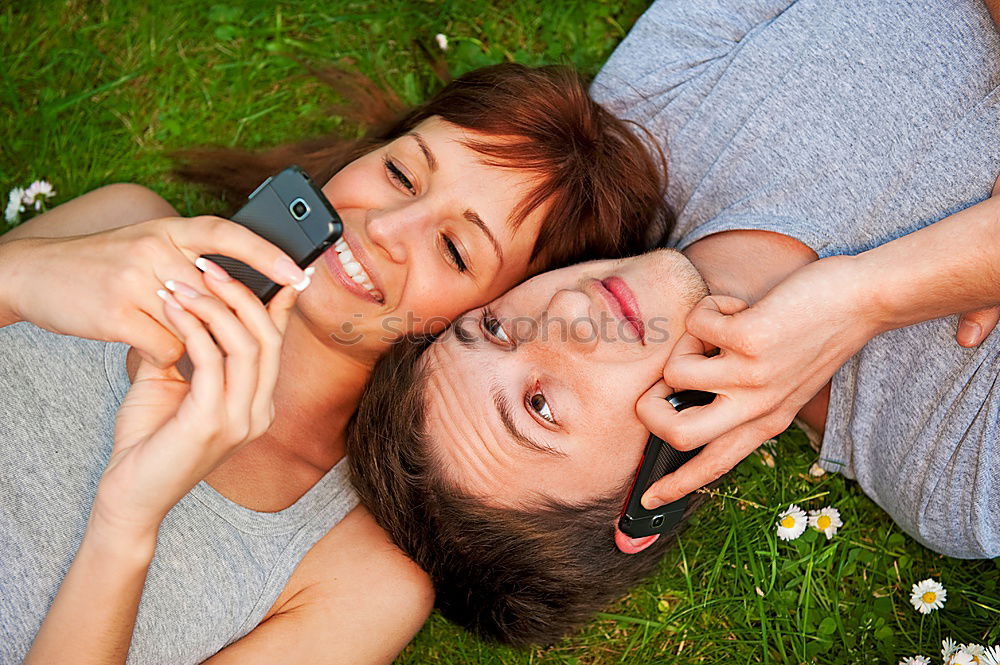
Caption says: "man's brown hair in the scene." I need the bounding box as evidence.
[346,337,703,646]
[173,63,673,271]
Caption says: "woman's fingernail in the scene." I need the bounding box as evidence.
[195,257,232,281]
[274,257,305,284]
[291,266,315,292]
[156,288,184,310]
[958,320,981,346]
[164,280,199,299]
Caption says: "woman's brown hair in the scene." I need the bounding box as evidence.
[173,63,673,270]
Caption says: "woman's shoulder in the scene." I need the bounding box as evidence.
[264,503,433,622]
[215,505,432,664]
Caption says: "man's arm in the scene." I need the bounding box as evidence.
[985,0,1000,31]
[637,193,1000,510]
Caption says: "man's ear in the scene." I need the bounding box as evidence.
[614,527,660,554]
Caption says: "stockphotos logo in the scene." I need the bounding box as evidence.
[327,310,673,346]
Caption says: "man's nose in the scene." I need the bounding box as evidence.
[366,203,433,264]
[542,289,598,353]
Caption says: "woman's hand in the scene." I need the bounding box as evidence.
[0,215,309,368]
[89,263,301,536]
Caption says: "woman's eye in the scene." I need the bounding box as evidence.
[444,235,468,273]
[481,309,510,344]
[383,157,416,194]
[527,391,555,424]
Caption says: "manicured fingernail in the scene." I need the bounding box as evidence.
[164,280,199,299]
[274,256,305,284]
[156,288,184,310]
[195,257,232,281]
[958,320,981,346]
[291,266,315,292]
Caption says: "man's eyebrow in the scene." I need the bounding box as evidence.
[464,210,504,266]
[407,132,437,171]
[454,317,479,349]
[490,381,565,458]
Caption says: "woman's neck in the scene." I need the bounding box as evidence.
[261,309,375,470]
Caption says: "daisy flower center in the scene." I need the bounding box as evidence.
[780,516,796,528]
[817,515,832,530]
[921,591,937,603]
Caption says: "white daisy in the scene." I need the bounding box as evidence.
[435,33,448,51]
[958,644,987,665]
[808,506,843,539]
[5,187,25,223]
[944,638,961,661]
[776,504,807,541]
[898,656,930,665]
[951,651,977,665]
[982,645,1000,665]
[910,578,946,614]
[22,180,55,211]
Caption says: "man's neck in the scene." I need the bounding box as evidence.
[682,230,818,303]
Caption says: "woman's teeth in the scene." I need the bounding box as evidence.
[334,239,383,301]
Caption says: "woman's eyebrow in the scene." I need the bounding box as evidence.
[464,210,504,265]
[407,132,438,171]
[490,381,565,458]
[405,132,503,265]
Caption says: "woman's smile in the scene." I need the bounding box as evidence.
[321,230,385,305]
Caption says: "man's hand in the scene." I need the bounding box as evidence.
[635,257,877,509]
[636,174,1000,510]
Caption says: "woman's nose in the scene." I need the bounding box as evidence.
[366,204,431,264]
[543,289,598,353]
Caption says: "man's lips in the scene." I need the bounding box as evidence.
[601,276,644,342]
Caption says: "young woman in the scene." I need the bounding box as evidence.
[0,63,668,664]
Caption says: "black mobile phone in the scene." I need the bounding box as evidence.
[618,390,715,539]
[201,165,343,303]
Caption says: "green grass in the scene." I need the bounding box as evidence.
[2,1,997,663]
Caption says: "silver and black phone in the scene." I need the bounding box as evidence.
[202,165,342,303]
[618,390,715,539]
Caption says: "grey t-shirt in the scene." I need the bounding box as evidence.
[593,0,1000,557]
[0,322,359,663]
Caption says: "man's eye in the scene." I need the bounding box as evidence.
[383,157,416,194]
[444,235,468,273]
[481,308,510,344]
[527,391,555,424]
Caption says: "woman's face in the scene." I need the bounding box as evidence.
[298,116,545,357]
[420,249,707,507]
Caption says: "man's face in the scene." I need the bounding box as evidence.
[421,249,707,508]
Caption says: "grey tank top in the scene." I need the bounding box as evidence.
[0,321,359,664]
[593,0,999,557]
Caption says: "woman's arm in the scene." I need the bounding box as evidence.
[0,183,177,244]
[25,519,158,661]
[25,269,301,664]
[637,192,1000,509]
[0,211,306,367]
[202,507,434,665]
